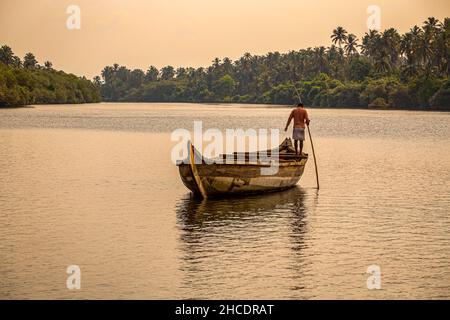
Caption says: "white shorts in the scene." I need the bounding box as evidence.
[293,128,305,141]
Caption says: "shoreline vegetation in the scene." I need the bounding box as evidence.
[0,51,100,107]
[1,17,449,110]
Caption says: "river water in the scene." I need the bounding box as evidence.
[0,103,449,299]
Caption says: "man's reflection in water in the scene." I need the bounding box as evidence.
[175,187,315,298]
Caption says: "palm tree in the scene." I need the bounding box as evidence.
[422,17,443,73]
[160,66,175,80]
[344,34,359,56]
[331,27,348,48]
[326,45,345,79]
[313,46,327,72]
[407,26,423,69]
[93,76,102,86]
[409,24,433,71]
[360,28,398,74]
[44,61,53,70]
[361,30,380,58]
[101,66,115,82]
[400,32,418,76]
[222,57,233,75]
[212,58,221,69]
[145,66,159,82]
[410,25,422,37]
[235,53,253,94]
[423,17,439,35]
[419,35,433,70]
[246,52,253,59]
[443,17,450,31]
[373,56,391,74]
[266,52,281,68]
[437,18,450,75]
[433,28,448,76]
[381,28,401,67]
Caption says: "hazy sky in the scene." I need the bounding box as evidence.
[1,0,449,78]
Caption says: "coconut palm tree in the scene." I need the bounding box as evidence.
[423,17,439,35]
[331,27,348,48]
[101,66,114,82]
[344,34,359,56]
[361,30,380,59]
[212,58,221,69]
[381,28,401,67]
[433,28,448,76]
[313,46,327,73]
[415,29,433,70]
[400,32,418,76]
[438,18,450,75]
[326,45,345,79]
[145,66,159,82]
[222,57,234,75]
[44,61,53,70]
[93,76,101,86]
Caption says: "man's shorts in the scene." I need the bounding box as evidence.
[293,128,305,141]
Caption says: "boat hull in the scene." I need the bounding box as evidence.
[178,161,307,197]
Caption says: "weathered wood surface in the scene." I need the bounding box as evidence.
[179,163,306,196]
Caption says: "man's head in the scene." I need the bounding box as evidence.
[297,103,304,108]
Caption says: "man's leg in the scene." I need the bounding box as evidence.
[299,141,304,155]
[294,140,299,155]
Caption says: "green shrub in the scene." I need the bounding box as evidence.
[429,79,450,109]
[0,62,100,107]
[327,83,363,107]
[368,97,389,108]
[409,76,442,107]
[388,85,414,108]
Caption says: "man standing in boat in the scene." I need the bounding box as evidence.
[284,103,310,155]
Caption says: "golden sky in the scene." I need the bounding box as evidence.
[0,0,449,78]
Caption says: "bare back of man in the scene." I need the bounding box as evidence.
[284,103,310,155]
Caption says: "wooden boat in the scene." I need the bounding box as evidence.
[177,138,308,198]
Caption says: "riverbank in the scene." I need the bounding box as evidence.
[0,46,101,107]
[3,101,449,112]
[97,18,450,111]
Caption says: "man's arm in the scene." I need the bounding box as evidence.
[285,111,294,131]
[305,110,310,126]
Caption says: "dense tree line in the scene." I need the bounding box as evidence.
[0,46,101,107]
[100,17,450,109]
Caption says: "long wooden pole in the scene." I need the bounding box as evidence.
[307,124,320,190]
[291,82,320,190]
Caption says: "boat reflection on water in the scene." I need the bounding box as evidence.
[175,187,315,299]
[176,187,308,225]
